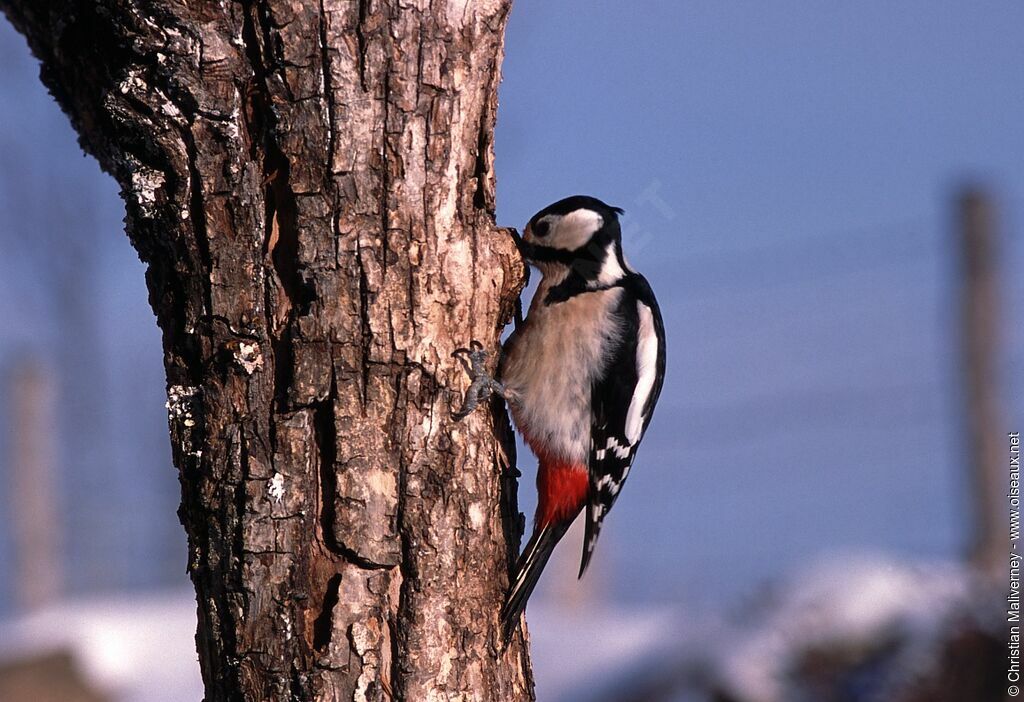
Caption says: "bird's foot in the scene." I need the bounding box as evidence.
[452,341,505,420]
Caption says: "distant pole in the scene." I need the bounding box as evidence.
[957,188,1009,578]
[6,358,62,610]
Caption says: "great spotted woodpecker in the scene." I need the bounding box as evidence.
[454,195,666,641]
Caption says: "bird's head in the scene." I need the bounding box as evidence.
[519,195,628,283]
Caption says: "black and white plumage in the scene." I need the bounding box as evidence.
[580,270,665,576]
[454,195,666,641]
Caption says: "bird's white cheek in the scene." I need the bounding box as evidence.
[549,209,603,250]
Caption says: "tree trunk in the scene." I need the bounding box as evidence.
[0,1,533,700]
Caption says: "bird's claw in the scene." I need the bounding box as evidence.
[453,340,488,373]
[452,341,499,420]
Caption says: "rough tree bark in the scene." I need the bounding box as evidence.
[1,1,533,700]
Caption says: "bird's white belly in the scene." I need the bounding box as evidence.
[500,285,623,463]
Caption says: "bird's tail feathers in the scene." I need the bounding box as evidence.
[501,521,571,643]
[578,499,604,579]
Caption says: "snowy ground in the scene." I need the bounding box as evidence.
[0,589,203,702]
[0,553,998,702]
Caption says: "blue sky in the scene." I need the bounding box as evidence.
[498,1,1024,234]
[1,2,1022,609]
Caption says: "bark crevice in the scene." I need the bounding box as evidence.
[314,368,344,557]
[312,573,343,651]
[355,0,370,92]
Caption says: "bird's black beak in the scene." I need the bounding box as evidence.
[511,227,537,260]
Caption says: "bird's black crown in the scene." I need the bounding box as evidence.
[528,195,624,227]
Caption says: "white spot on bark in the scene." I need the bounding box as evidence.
[234,341,263,374]
[267,472,285,503]
[226,106,241,142]
[468,503,485,530]
[118,67,148,96]
[165,385,200,453]
[128,161,165,219]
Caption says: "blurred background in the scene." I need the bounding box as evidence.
[1,2,1022,701]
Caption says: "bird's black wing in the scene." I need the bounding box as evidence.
[580,274,666,577]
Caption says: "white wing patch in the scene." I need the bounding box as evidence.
[606,436,631,459]
[624,301,659,444]
[596,469,627,496]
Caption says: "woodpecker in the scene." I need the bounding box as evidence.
[454,195,666,641]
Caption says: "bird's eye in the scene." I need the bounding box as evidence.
[533,220,550,237]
